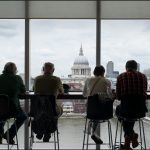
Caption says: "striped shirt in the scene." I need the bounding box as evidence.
[116,71,147,99]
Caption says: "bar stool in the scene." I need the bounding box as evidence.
[0,94,19,150]
[114,117,146,150]
[29,95,60,150]
[82,95,113,150]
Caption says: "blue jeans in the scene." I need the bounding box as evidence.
[0,110,27,138]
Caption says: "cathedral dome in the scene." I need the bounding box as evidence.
[73,45,89,65]
[71,44,91,78]
[74,56,89,65]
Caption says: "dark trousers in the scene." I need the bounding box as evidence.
[116,105,135,137]
[116,95,146,137]
[122,120,135,137]
[0,110,27,138]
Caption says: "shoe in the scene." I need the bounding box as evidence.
[131,133,138,148]
[3,133,15,145]
[91,134,103,144]
[43,134,51,142]
[120,144,133,150]
[121,135,132,150]
[0,135,2,144]
[36,133,43,140]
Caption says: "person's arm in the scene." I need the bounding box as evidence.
[17,76,26,94]
[106,80,114,100]
[58,78,64,94]
[116,76,121,100]
[83,79,88,97]
[143,74,148,97]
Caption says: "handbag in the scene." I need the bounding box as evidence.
[87,78,113,120]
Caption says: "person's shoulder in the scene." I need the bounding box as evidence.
[35,75,43,80]
[15,75,23,80]
[119,72,126,76]
[52,75,61,81]
[86,77,93,81]
[117,72,126,78]
[138,72,147,78]
[85,77,95,83]
[104,77,111,83]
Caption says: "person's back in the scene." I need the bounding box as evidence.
[84,76,111,97]
[34,75,62,97]
[83,65,112,98]
[0,62,27,144]
[117,71,147,99]
[0,73,25,112]
[117,62,147,117]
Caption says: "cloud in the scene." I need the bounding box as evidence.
[0,20,23,38]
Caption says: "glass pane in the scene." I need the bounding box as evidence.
[101,20,150,149]
[30,19,96,149]
[30,19,96,90]
[0,19,25,148]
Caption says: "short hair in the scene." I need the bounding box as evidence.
[3,62,17,74]
[43,62,54,70]
[126,60,137,71]
[93,65,105,76]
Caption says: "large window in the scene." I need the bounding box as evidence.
[0,19,25,148]
[30,19,96,89]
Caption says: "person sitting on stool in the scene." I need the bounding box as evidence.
[33,62,64,142]
[0,62,27,144]
[116,60,148,149]
[83,65,113,144]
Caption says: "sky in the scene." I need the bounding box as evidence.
[0,19,150,78]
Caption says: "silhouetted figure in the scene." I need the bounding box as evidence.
[116,60,147,149]
[0,62,27,144]
[34,62,64,142]
[83,65,113,144]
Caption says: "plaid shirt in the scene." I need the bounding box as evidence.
[116,71,147,100]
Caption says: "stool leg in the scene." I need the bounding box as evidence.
[108,120,113,150]
[139,119,143,150]
[30,126,34,149]
[82,117,88,150]
[14,120,19,150]
[86,120,90,150]
[54,132,56,150]
[56,129,59,150]
[120,120,123,149]
[6,121,9,150]
[137,119,147,150]
[114,119,119,150]
[108,121,111,147]
[141,119,146,150]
